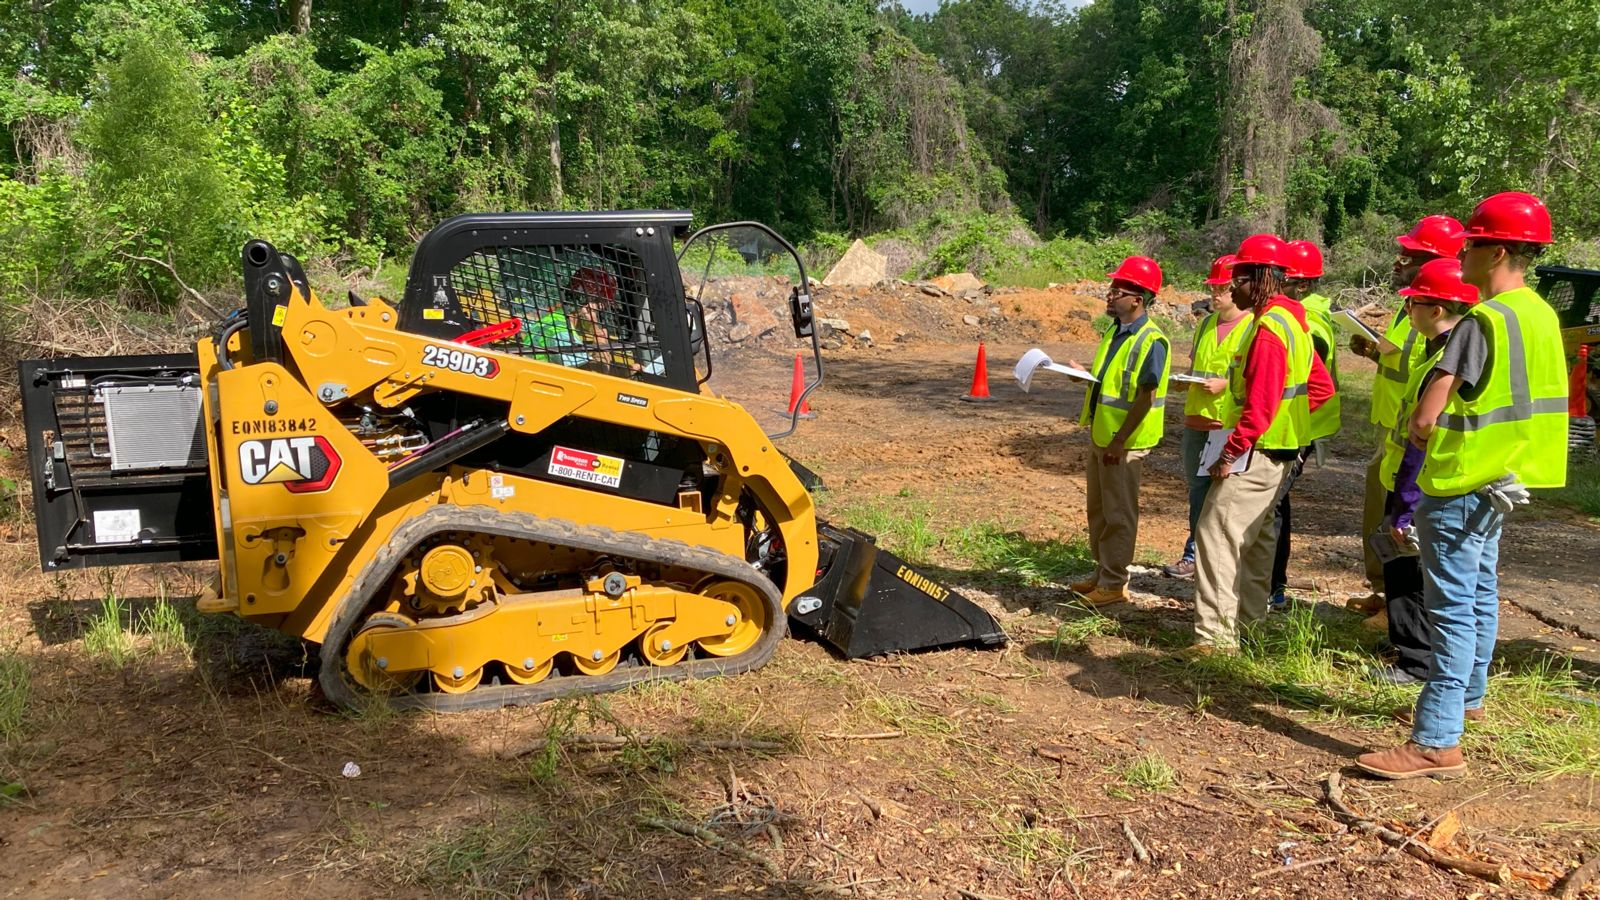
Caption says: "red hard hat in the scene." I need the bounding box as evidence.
[1398,258,1481,306]
[1284,240,1325,279]
[1464,191,1553,244]
[1233,233,1289,269]
[1204,254,1237,286]
[1396,214,1465,258]
[567,266,618,302]
[1107,255,1163,294]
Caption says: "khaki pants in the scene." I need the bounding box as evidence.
[1086,446,1151,590]
[1193,454,1292,647]
[1362,446,1388,594]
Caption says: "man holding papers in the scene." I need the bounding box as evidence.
[1063,256,1171,607]
[1162,254,1252,580]
[1184,234,1335,656]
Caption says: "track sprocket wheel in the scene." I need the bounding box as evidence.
[696,579,768,657]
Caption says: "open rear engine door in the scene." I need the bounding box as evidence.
[19,353,218,570]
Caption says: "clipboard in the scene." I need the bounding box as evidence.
[1170,373,1210,385]
[1014,348,1098,393]
[1198,428,1252,476]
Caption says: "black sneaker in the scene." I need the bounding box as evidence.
[1161,558,1196,579]
[1369,664,1423,686]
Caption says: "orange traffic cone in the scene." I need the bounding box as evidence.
[960,342,996,402]
[786,352,816,419]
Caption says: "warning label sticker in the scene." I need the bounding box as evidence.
[548,446,624,489]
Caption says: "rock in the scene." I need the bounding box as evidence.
[894,330,909,342]
[961,289,985,303]
[822,239,888,287]
[728,323,753,343]
[820,335,845,350]
[856,329,874,347]
[931,272,987,294]
[962,314,982,327]
[817,316,852,334]
[918,283,946,298]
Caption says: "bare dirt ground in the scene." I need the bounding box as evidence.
[2,281,1598,899]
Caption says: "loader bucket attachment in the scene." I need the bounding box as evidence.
[789,523,1007,658]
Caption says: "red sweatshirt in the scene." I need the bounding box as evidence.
[1222,296,1335,459]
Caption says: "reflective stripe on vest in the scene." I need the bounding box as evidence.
[1227,306,1313,451]
[1080,319,1171,449]
[1379,342,1446,493]
[1303,293,1341,440]
[1183,311,1254,422]
[1419,287,1570,495]
[1371,314,1424,427]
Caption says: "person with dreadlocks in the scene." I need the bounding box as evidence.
[1182,234,1335,657]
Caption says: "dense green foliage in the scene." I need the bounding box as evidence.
[1,0,1595,301]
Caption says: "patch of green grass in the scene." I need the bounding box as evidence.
[952,524,1094,587]
[832,496,942,564]
[0,650,27,742]
[139,596,190,655]
[82,593,133,667]
[1536,458,1600,518]
[1465,654,1600,781]
[986,812,1085,876]
[1117,751,1179,794]
[411,811,554,896]
[862,694,958,738]
[1047,605,1120,657]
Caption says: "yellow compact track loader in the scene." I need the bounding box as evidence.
[20,212,1004,711]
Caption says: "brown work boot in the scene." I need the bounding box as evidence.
[1068,577,1099,594]
[1392,706,1486,726]
[1360,609,1389,632]
[1171,642,1236,661]
[1080,585,1129,607]
[1161,558,1196,579]
[1347,592,1387,615]
[1356,741,1467,780]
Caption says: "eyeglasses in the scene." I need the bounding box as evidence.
[1105,288,1141,302]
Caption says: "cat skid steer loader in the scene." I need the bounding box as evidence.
[19,212,1005,711]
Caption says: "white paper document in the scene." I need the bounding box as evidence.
[1197,428,1252,476]
[1013,348,1098,393]
[1169,372,1211,385]
[1334,309,1384,343]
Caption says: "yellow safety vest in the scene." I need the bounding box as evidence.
[1184,311,1254,423]
[1371,313,1426,428]
[1080,318,1171,449]
[1380,341,1446,492]
[1419,286,1570,496]
[1227,306,1313,451]
[1302,293,1341,440]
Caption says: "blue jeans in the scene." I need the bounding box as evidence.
[1412,490,1504,749]
[1179,427,1213,561]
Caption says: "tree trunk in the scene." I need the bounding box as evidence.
[290,0,311,35]
[548,116,565,208]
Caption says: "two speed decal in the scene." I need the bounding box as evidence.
[421,344,500,378]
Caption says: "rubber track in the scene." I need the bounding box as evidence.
[317,505,786,713]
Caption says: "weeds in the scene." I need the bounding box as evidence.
[411,810,554,897]
[1047,604,1119,657]
[0,650,27,741]
[1118,751,1178,794]
[1465,654,1600,781]
[987,812,1083,876]
[862,694,958,738]
[139,595,190,655]
[82,593,132,666]
[1537,457,1600,518]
